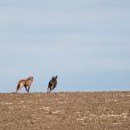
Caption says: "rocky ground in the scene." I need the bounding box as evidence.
[0,92,130,130]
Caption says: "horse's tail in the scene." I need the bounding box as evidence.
[16,83,20,93]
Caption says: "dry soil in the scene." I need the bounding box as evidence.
[0,92,130,130]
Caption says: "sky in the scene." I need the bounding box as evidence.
[0,0,130,93]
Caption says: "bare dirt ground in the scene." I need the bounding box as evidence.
[0,92,130,130]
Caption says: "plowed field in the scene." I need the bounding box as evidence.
[0,92,130,130]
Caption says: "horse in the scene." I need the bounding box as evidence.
[47,76,58,93]
[16,76,33,93]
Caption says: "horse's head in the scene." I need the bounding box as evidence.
[55,76,58,80]
[29,76,33,81]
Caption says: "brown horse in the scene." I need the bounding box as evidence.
[47,76,58,93]
[16,76,33,93]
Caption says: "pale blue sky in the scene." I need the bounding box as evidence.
[0,0,130,92]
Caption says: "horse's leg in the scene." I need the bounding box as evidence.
[25,86,29,93]
[28,86,30,93]
[16,83,23,93]
[47,87,50,93]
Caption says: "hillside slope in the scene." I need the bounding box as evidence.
[0,92,130,130]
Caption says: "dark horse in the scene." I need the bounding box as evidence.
[47,76,58,93]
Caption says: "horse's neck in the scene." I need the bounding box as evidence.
[28,79,32,85]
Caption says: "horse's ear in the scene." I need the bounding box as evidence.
[30,76,33,80]
[52,76,54,79]
[55,76,58,79]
